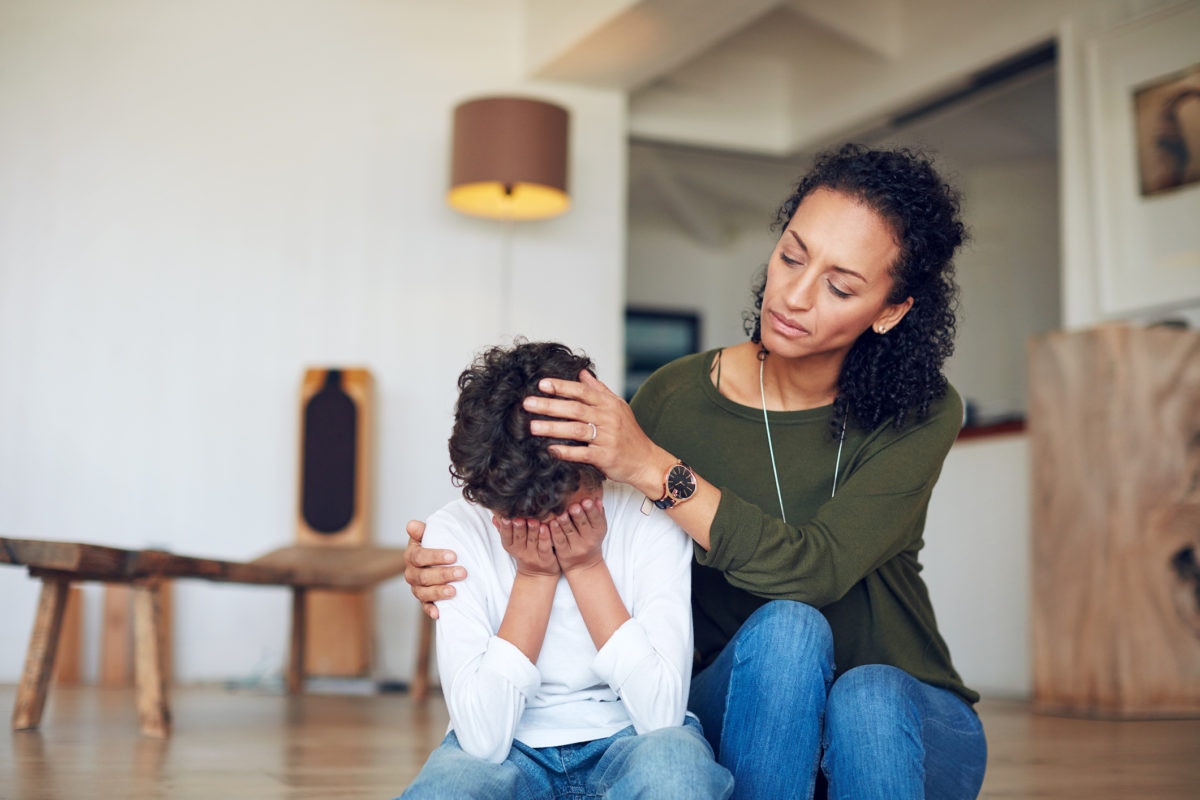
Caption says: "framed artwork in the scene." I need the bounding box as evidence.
[1086,2,1200,316]
[624,307,700,400]
[1134,64,1200,197]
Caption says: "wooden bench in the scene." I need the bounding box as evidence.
[1,537,408,737]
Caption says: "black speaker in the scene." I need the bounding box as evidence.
[295,366,374,677]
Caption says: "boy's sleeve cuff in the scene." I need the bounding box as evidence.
[479,635,540,696]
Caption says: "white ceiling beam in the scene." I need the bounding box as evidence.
[625,0,1072,156]
[523,0,641,76]
[786,0,905,59]
[526,0,785,91]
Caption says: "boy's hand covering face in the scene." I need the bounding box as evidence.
[492,489,608,577]
[548,497,607,574]
[494,516,560,578]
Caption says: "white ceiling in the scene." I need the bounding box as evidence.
[530,0,1061,154]
[527,0,1060,227]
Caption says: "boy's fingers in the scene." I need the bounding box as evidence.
[555,512,577,534]
[581,498,606,529]
[537,526,555,556]
[492,515,515,547]
[547,518,569,548]
[510,518,533,547]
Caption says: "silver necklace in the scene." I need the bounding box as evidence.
[758,352,847,523]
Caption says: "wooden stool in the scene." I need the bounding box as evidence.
[2,537,407,737]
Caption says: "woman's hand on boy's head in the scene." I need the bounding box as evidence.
[549,497,607,574]
[524,370,664,496]
[494,515,561,578]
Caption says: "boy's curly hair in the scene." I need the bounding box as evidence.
[744,143,965,433]
[449,340,604,519]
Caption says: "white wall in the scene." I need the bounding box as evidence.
[923,435,1031,698]
[0,0,627,684]
[948,159,1062,422]
[627,224,774,354]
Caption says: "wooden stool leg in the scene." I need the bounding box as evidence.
[411,613,434,703]
[287,587,307,695]
[99,584,133,687]
[133,581,171,738]
[13,577,71,730]
[54,587,84,685]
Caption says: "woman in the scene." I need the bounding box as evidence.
[406,144,987,799]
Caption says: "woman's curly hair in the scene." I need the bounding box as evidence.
[449,340,604,519]
[744,143,965,433]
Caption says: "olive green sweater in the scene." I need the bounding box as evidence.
[631,350,978,706]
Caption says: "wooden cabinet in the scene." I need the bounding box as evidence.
[1029,324,1200,717]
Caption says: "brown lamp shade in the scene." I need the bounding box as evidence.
[448,96,570,220]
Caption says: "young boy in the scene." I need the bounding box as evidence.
[401,341,732,799]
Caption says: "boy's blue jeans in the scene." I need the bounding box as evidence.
[399,714,733,799]
[688,600,987,800]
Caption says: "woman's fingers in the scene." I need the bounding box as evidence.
[536,370,607,401]
[524,370,619,422]
[406,543,459,569]
[531,417,599,442]
[407,565,462,619]
[523,395,592,425]
[408,567,464,592]
[425,564,466,586]
[577,368,620,398]
[403,518,466,620]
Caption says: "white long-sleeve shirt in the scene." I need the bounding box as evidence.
[424,481,694,763]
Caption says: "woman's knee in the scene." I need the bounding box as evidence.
[822,666,986,798]
[829,665,917,707]
[826,664,920,735]
[736,600,833,666]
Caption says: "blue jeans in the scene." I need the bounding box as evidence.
[399,715,733,799]
[688,601,987,800]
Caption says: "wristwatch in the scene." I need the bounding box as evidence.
[653,460,698,509]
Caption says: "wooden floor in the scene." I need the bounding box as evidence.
[2,684,1199,798]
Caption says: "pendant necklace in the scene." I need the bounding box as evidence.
[758,351,847,524]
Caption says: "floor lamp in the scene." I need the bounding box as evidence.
[446,96,571,337]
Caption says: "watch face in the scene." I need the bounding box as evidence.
[667,464,696,501]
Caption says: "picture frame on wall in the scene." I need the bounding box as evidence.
[1086,2,1200,316]
[1134,65,1200,197]
[624,307,700,400]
